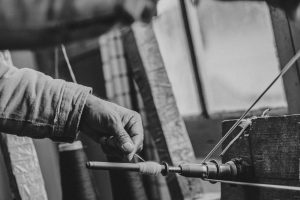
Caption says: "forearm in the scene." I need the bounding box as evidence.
[0,58,91,142]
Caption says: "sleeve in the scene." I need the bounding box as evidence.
[0,58,92,142]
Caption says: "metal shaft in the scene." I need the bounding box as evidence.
[87,161,182,175]
[86,162,140,172]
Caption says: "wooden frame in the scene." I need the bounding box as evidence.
[123,24,203,200]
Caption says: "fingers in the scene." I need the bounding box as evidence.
[107,112,144,160]
[125,112,144,154]
[99,137,124,159]
[80,95,144,161]
[100,136,134,161]
[112,119,136,160]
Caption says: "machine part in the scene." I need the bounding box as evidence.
[87,158,251,180]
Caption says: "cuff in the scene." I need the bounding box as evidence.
[52,82,92,142]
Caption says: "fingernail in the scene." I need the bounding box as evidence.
[121,142,134,152]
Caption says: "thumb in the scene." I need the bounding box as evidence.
[113,122,135,154]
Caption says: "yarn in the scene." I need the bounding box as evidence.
[137,161,163,176]
[59,141,98,200]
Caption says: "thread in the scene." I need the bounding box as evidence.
[204,178,300,191]
[202,49,300,163]
[138,161,163,175]
[61,44,78,83]
[59,142,98,200]
[134,154,145,162]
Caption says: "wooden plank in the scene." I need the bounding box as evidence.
[221,115,300,200]
[0,133,22,200]
[268,4,300,114]
[123,24,202,200]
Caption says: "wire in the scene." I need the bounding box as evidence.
[204,178,300,191]
[134,154,146,162]
[61,44,78,83]
[54,47,59,79]
[201,49,300,164]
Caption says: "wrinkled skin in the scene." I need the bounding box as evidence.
[80,95,144,161]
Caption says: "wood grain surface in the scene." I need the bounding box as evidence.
[123,24,203,200]
[221,115,300,200]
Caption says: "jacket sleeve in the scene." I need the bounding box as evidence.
[0,54,92,142]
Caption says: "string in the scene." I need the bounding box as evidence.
[134,154,146,162]
[201,49,300,163]
[54,47,59,79]
[204,178,300,191]
[61,44,78,83]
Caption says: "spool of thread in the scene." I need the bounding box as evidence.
[59,141,98,200]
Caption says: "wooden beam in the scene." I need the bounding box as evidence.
[268,4,300,114]
[123,24,202,200]
[221,115,300,200]
[0,13,130,50]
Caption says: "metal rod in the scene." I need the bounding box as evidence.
[86,162,140,171]
[205,178,300,191]
[201,50,300,163]
[86,161,182,174]
[168,166,182,173]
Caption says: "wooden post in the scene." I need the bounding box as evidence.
[123,24,202,200]
[268,4,300,114]
[221,115,300,200]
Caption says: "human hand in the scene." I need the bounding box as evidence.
[79,95,144,160]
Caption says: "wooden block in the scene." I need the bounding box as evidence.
[221,115,300,200]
